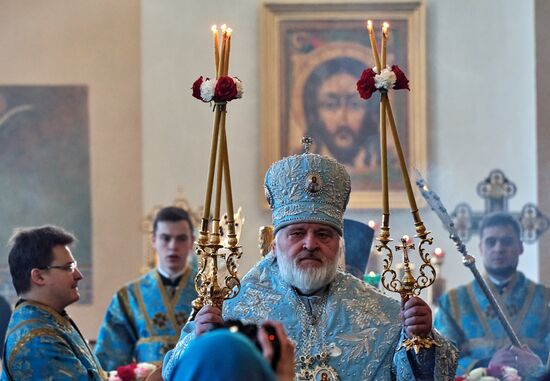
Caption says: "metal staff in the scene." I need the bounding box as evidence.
[415,172,522,347]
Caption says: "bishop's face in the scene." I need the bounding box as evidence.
[274,223,340,294]
[479,224,523,280]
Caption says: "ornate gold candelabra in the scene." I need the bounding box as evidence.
[189,24,243,321]
[363,21,437,352]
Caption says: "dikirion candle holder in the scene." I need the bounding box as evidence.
[357,20,438,353]
[189,24,243,321]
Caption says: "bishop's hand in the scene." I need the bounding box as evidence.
[400,296,432,338]
[194,305,224,336]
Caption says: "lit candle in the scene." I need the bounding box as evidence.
[223,28,232,76]
[381,22,389,68]
[366,20,382,72]
[212,25,220,77]
[218,24,227,78]
[431,247,445,265]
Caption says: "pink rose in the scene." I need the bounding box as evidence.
[391,65,410,90]
[356,68,377,100]
[214,76,238,102]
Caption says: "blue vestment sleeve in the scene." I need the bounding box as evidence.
[94,290,137,371]
[162,320,196,380]
[434,293,480,375]
[6,331,102,380]
[393,329,458,381]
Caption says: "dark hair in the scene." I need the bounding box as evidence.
[303,56,379,159]
[479,212,522,241]
[153,206,194,235]
[8,225,75,295]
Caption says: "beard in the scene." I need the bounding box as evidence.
[277,249,340,295]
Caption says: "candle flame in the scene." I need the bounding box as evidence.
[367,20,373,30]
[221,24,227,33]
[382,22,389,32]
[368,220,376,228]
[434,247,445,257]
[211,25,218,32]
[226,28,233,36]
[368,271,377,276]
[402,235,409,242]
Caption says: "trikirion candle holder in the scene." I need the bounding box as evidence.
[357,20,437,353]
[189,24,243,322]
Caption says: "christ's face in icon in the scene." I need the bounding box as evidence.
[317,72,367,153]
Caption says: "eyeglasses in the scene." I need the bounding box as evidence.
[40,261,78,273]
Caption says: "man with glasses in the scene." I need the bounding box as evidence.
[434,212,549,378]
[1,225,105,380]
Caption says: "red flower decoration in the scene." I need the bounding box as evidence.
[192,76,205,101]
[454,377,466,381]
[391,65,410,90]
[116,362,137,381]
[214,76,238,102]
[356,68,377,100]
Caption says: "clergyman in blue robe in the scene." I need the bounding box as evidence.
[434,212,549,379]
[163,151,458,380]
[1,225,105,381]
[94,206,198,370]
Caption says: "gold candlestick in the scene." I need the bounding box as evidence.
[364,21,436,352]
[381,236,438,353]
[190,24,242,321]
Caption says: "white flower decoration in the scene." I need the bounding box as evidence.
[374,67,397,90]
[200,79,215,102]
[233,77,244,99]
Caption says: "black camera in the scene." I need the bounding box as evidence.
[209,319,281,371]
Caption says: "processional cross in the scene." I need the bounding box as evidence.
[451,169,549,243]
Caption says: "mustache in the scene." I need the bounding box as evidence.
[334,125,355,137]
[295,250,323,262]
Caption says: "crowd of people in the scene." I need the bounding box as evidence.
[0,149,549,380]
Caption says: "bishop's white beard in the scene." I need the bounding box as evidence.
[276,237,343,295]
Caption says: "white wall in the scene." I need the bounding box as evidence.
[0,0,142,339]
[142,0,539,294]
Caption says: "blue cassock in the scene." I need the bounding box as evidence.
[1,300,105,381]
[434,271,550,376]
[94,267,197,371]
[163,253,458,381]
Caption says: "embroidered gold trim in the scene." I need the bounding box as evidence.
[119,286,136,331]
[155,271,179,332]
[467,283,493,338]
[449,289,460,325]
[515,281,536,332]
[8,327,65,371]
[135,281,155,336]
[136,335,179,345]
[19,300,70,327]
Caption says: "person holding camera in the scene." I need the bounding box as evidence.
[163,150,458,380]
[170,320,295,381]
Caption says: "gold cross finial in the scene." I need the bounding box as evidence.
[395,236,415,263]
[301,136,313,153]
